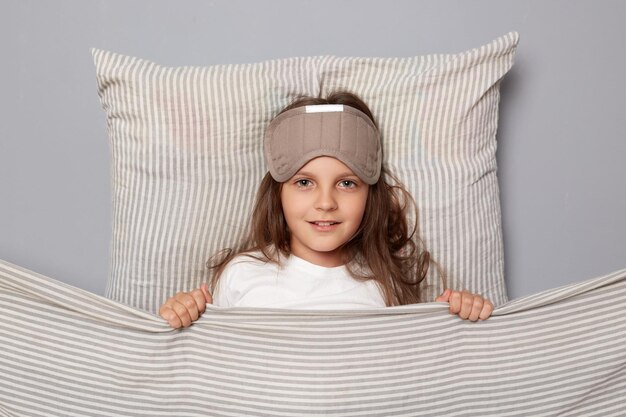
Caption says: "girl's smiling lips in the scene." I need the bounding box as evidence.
[308,220,342,232]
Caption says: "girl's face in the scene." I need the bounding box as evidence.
[280,156,369,268]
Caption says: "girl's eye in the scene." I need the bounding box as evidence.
[296,179,311,187]
[339,180,357,188]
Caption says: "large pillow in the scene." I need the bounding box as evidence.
[92,50,323,313]
[93,31,517,314]
[319,31,519,306]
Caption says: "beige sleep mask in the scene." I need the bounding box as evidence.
[263,104,382,184]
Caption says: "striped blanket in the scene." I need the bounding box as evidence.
[1,259,625,416]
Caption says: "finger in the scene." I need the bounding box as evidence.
[171,300,194,327]
[175,292,199,322]
[435,288,451,302]
[468,297,484,322]
[201,283,213,303]
[448,290,462,314]
[160,296,178,311]
[479,300,494,320]
[160,305,183,329]
[458,292,474,319]
[190,288,208,314]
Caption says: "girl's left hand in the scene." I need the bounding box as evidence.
[435,289,494,321]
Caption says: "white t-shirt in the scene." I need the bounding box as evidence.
[212,250,386,309]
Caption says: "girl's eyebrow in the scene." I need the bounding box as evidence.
[296,171,358,178]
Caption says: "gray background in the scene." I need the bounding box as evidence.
[1,0,624,301]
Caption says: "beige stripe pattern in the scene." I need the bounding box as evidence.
[1,258,625,416]
[319,31,519,306]
[92,32,518,314]
[92,50,322,314]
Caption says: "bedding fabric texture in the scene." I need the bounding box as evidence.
[92,31,519,314]
[1,259,626,416]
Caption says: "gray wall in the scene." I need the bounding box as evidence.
[1,0,624,301]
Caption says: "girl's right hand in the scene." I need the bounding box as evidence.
[159,283,213,329]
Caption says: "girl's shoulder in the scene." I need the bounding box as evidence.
[213,249,275,307]
[227,251,266,268]
[223,248,279,273]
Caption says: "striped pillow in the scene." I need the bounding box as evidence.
[92,51,323,313]
[93,31,517,313]
[319,31,519,306]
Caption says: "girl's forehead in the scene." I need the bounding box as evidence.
[296,156,357,176]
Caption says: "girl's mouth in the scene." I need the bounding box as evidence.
[308,221,341,231]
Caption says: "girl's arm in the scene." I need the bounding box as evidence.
[159,283,213,329]
[435,289,494,321]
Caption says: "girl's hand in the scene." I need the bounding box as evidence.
[435,289,494,321]
[159,283,213,329]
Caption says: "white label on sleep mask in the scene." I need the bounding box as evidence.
[305,104,344,113]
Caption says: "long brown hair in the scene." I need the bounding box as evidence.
[206,90,447,305]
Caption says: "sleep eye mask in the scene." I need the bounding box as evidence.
[263,104,382,184]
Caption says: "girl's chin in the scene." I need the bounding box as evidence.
[292,245,345,261]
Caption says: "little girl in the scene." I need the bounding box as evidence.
[160,90,494,328]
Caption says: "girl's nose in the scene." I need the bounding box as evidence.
[315,187,338,211]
